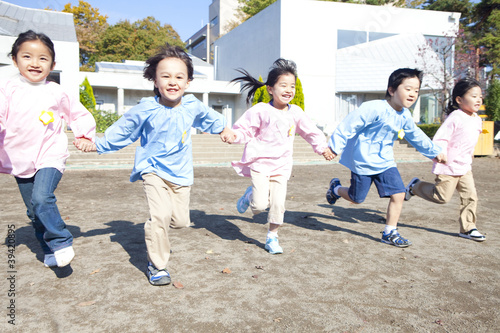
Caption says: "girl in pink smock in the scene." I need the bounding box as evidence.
[229,59,334,254]
[405,78,486,242]
[0,31,96,268]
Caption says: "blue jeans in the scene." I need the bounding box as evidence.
[15,168,73,254]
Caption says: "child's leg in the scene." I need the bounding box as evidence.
[386,192,405,227]
[268,175,287,232]
[250,170,270,214]
[165,179,191,229]
[17,168,73,253]
[142,173,173,270]
[456,171,478,234]
[412,175,457,204]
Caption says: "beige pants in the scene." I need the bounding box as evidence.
[250,170,287,225]
[412,171,477,233]
[142,173,191,270]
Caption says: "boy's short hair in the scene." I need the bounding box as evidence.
[385,68,423,98]
[143,44,193,97]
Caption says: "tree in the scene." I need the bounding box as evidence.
[63,1,108,71]
[290,77,305,110]
[484,79,500,121]
[471,0,500,80]
[79,77,96,110]
[97,17,184,63]
[422,0,474,25]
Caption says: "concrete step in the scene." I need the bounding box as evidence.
[66,134,428,169]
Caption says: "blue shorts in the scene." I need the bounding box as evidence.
[347,167,405,203]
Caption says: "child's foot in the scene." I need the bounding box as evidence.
[265,237,283,254]
[381,229,412,247]
[326,178,341,204]
[404,177,420,201]
[54,246,75,267]
[458,229,486,242]
[147,262,171,286]
[44,254,57,268]
[237,186,252,213]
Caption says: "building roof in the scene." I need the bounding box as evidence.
[0,1,77,42]
[336,33,444,93]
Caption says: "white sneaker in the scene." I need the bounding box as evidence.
[44,254,57,268]
[458,229,486,242]
[54,246,75,267]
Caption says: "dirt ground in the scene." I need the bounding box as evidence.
[1,157,499,332]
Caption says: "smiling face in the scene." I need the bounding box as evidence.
[387,77,420,111]
[457,86,482,116]
[267,73,296,110]
[12,39,55,83]
[154,57,191,108]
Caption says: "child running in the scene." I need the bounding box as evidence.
[405,78,486,242]
[75,45,233,285]
[325,68,446,247]
[0,30,96,267]
[229,59,334,254]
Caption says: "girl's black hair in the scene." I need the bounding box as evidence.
[143,44,194,97]
[9,30,55,64]
[385,68,423,99]
[445,77,481,115]
[231,58,297,104]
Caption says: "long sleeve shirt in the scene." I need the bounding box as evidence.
[231,102,328,179]
[0,75,96,178]
[328,100,441,175]
[96,94,226,186]
[432,110,482,176]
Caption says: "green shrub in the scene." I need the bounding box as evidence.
[80,77,96,110]
[485,79,500,121]
[417,124,441,138]
[90,109,121,133]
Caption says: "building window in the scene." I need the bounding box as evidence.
[338,30,397,49]
[47,71,60,84]
[210,16,218,28]
[419,93,441,124]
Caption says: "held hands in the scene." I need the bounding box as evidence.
[220,127,236,144]
[434,152,447,164]
[73,138,97,152]
[323,147,336,161]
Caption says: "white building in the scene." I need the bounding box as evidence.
[211,0,460,133]
[0,1,81,100]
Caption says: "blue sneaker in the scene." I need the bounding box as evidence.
[404,177,420,201]
[381,229,412,248]
[147,262,171,286]
[265,237,283,254]
[237,186,252,213]
[326,178,341,204]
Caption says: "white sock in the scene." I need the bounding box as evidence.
[267,230,278,239]
[384,225,397,235]
[333,186,340,196]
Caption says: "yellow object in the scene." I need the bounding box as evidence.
[398,129,405,140]
[288,125,295,137]
[474,121,494,156]
[39,111,54,125]
[181,130,187,143]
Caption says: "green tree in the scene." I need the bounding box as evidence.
[252,76,271,105]
[422,0,474,24]
[97,17,184,63]
[79,77,96,110]
[290,77,305,110]
[63,1,108,71]
[484,79,500,121]
[471,0,500,79]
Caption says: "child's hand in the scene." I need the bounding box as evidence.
[73,138,97,152]
[434,153,447,164]
[322,147,336,161]
[220,127,236,144]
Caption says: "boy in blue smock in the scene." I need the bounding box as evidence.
[79,45,233,285]
[325,68,446,247]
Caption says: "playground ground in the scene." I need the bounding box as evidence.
[1,157,499,332]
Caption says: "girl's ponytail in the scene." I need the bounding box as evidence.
[231,69,265,104]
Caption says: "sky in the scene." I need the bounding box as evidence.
[7,0,213,41]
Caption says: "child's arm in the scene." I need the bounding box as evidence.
[323,147,336,161]
[73,138,97,152]
[60,89,96,144]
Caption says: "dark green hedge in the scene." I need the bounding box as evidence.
[417,124,441,139]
